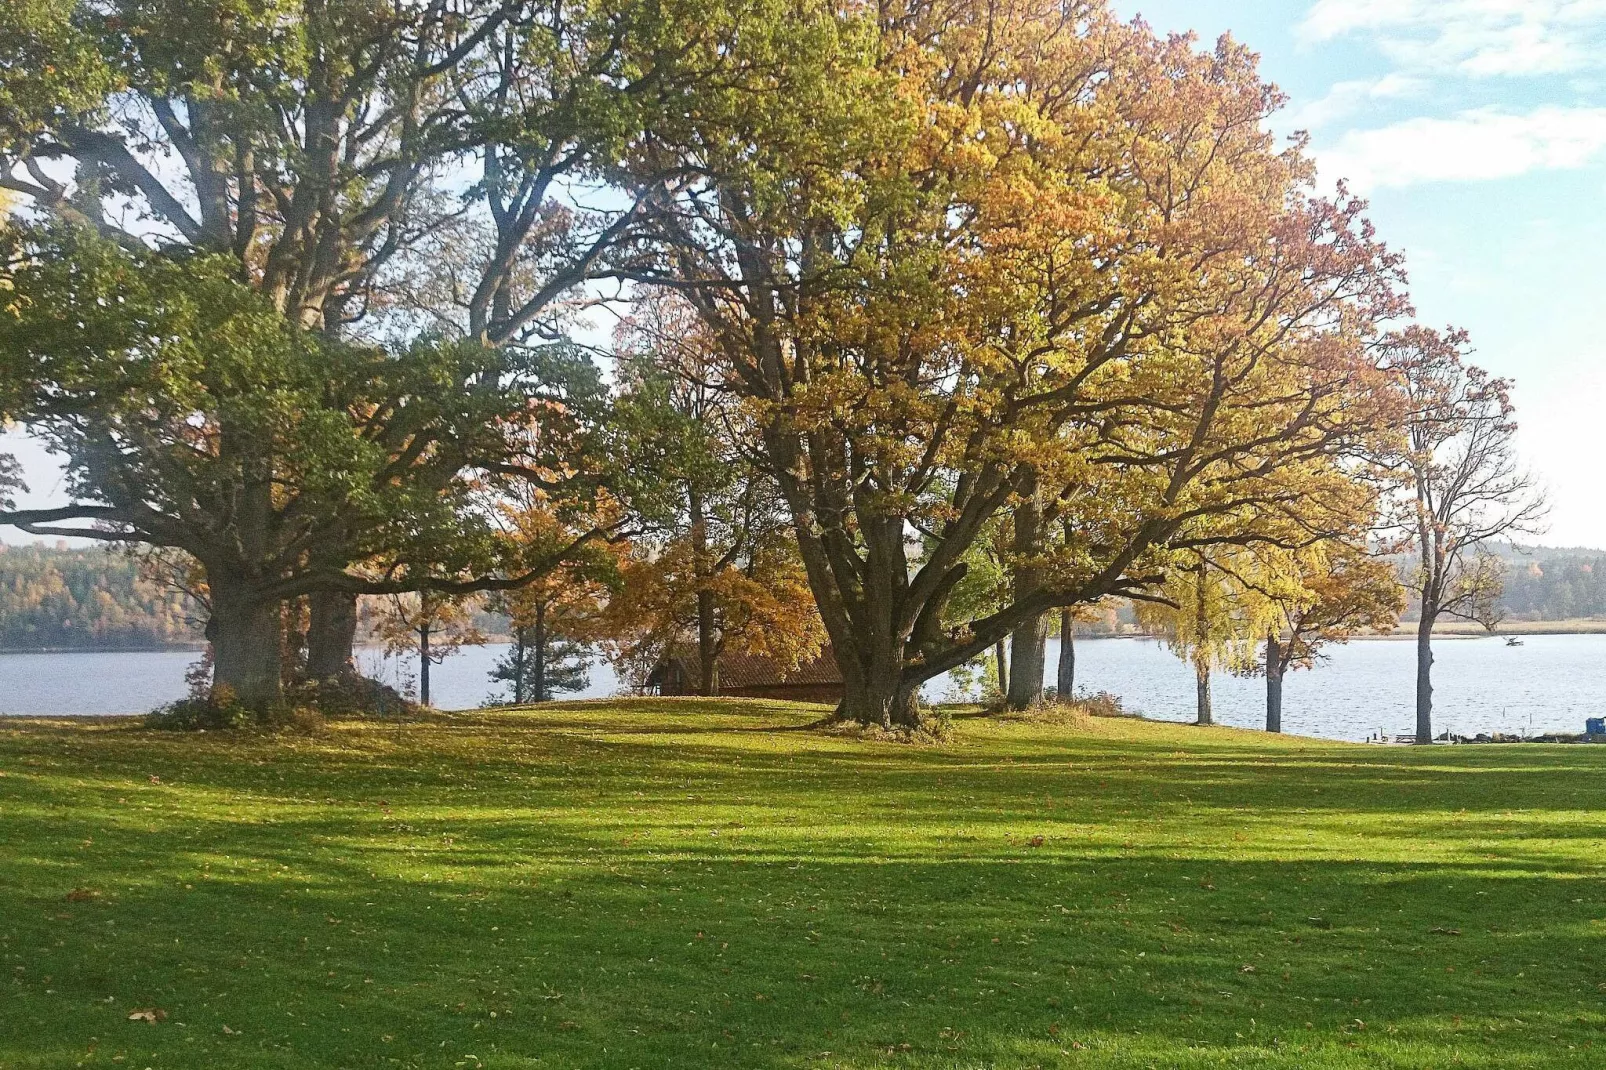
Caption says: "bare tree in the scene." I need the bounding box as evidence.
[1386,328,1546,743]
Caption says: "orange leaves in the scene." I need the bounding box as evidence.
[599,529,826,684]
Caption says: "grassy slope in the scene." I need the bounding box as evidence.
[2,701,1603,1070]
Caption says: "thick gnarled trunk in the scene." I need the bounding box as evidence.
[834,639,921,728]
[837,675,921,729]
[209,574,282,710]
[305,590,358,680]
[1006,615,1047,709]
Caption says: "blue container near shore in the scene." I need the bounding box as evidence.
[1587,718,1605,737]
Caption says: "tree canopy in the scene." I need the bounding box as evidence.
[0,0,1541,727]
[626,0,1407,724]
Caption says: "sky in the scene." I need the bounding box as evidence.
[6,1,1606,547]
[1113,0,1606,548]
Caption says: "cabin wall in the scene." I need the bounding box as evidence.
[725,683,843,705]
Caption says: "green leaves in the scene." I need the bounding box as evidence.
[0,0,118,149]
[0,453,24,511]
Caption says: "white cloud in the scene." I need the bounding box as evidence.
[1318,106,1606,189]
[1300,0,1606,77]
[1283,73,1426,131]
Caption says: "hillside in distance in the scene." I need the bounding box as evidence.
[0,543,201,650]
[2,542,1603,652]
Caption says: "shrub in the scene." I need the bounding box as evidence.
[146,686,253,730]
[148,674,415,731]
[285,674,415,718]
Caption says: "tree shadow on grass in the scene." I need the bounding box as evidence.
[2,710,1605,1068]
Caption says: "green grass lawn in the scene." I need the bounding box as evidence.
[3,700,1604,1069]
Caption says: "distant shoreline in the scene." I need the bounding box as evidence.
[0,643,207,655]
[4,620,1604,657]
[1078,622,1606,642]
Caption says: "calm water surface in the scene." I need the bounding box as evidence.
[3,633,1603,742]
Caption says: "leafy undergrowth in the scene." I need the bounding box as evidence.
[2,699,1604,1068]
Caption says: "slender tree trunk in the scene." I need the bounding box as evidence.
[697,592,719,696]
[305,590,358,680]
[209,571,283,710]
[533,601,547,703]
[994,640,1009,701]
[1056,613,1076,702]
[689,484,719,696]
[1265,632,1283,733]
[1416,612,1435,743]
[1005,470,1047,710]
[418,623,431,707]
[513,628,529,704]
[1194,562,1212,726]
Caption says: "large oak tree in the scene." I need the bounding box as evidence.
[630,0,1408,725]
[0,0,750,700]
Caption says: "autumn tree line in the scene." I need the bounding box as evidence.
[0,0,1542,742]
[0,543,198,649]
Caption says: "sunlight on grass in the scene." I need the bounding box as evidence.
[2,699,1604,1068]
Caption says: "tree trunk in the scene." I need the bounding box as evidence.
[418,623,431,707]
[690,483,719,696]
[697,590,719,696]
[513,627,529,704]
[209,572,282,710]
[994,640,1009,701]
[1265,632,1283,733]
[1415,613,1434,743]
[834,637,920,728]
[1193,561,1212,726]
[837,674,921,728]
[1056,613,1076,702]
[305,590,358,680]
[1006,615,1048,710]
[1005,470,1046,709]
[533,600,547,703]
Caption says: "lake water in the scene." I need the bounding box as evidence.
[2,633,1603,742]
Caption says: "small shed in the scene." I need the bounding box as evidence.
[647,647,843,705]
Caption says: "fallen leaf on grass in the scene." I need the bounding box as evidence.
[65,888,100,903]
[1430,927,1462,936]
[1027,836,1045,848]
[127,1008,167,1024]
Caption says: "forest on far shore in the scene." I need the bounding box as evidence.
[0,543,197,649]
[2,541,1604,653]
